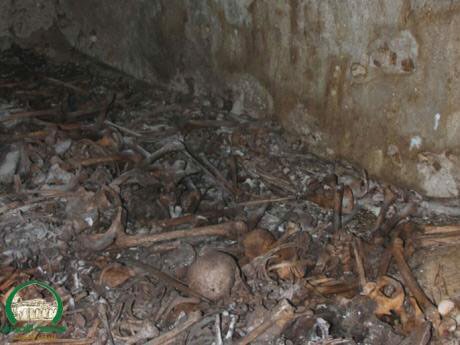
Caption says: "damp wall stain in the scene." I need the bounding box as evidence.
[5,0,460,197]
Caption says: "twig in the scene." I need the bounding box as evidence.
[0,106,104,123]
[229,155,238,191]
[333,184,344,232]
[236,196,296,206]
[183,148,236,196]
[140,138,185,167]
[45,77,88,94]
[105,120,142,137]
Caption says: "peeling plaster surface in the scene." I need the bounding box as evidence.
[228,73,274,119]
[410,136,423,151]
[417,153,459,197]
[0,0,56,49]
[5,0,460,197]
[10,0,56,38]
[434,113,441,130]
[216,0,254,27]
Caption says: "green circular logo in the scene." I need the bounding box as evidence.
[5,280,63,326]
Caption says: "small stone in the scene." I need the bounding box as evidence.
[438,299,455,316]
[0,147,20,183]
[55,139,72,155]
[351,63,367,78]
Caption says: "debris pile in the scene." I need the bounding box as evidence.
[0,47,459,344]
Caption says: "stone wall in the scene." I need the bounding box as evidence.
[4,0,460,197]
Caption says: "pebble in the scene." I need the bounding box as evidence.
[438,299,455,316]
[0,147,20,183]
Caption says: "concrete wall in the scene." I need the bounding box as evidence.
[4,0,460,197]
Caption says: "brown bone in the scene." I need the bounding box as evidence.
[113,221,248,249]
[391,238,441,328]
[364,275,405,317]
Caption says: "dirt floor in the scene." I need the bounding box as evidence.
[0,46,460,345]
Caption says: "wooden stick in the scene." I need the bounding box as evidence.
[333,184,344,232]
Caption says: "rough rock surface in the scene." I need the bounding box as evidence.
[5,0,460,197]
